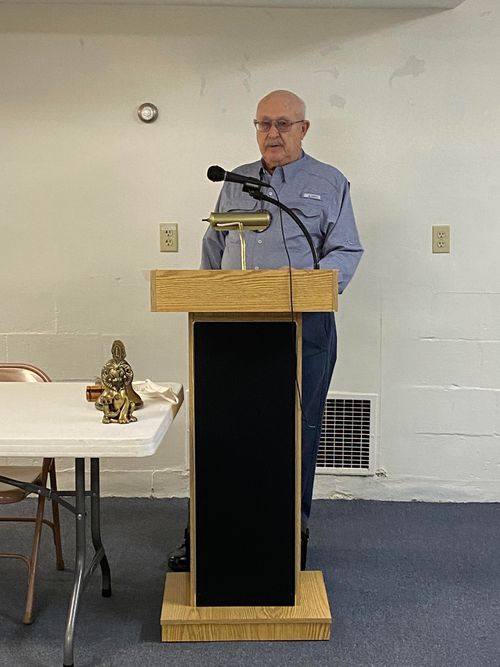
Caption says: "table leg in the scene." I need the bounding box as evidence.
[90,458,112,597]
[63,458,86,667]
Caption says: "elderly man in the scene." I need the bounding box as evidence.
[169,89,363,571]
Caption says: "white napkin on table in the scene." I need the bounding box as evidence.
[132,380,180,404]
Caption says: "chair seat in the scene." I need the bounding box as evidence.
[0,467,43,504]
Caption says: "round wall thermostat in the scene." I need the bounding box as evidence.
[137,103,159,123]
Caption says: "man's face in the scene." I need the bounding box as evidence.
[255,93,310,171]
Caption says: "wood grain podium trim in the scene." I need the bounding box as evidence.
[160,571,331,642]
[151,269,338,313]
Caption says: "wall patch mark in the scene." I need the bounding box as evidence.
[239,62,251,93]
[314,68,340,79]
[390,56,426,87]
[329,94,346,109]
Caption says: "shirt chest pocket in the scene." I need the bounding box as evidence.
[285,199,324,241]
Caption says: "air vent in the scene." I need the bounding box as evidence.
[316,393,377,475]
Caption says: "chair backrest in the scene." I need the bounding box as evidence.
[0,363,50,383]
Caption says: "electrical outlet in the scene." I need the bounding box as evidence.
[432,225,450,253]
[160,223,178,252]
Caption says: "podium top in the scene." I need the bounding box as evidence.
[150,269,338,313]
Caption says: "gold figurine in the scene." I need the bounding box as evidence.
[96,340,142,424]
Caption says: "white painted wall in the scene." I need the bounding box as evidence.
[1,0,498,501]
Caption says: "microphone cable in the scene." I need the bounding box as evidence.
[262,181,314,430]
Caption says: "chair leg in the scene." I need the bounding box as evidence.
[49,460,65,571]
[23,460,51,625]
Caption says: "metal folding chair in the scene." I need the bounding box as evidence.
[0,363,64,624]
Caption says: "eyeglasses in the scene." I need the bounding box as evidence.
[253,119,305,133]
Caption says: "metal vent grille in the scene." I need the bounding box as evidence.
[316,394,376,475]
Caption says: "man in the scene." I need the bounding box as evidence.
[169,89,363,571]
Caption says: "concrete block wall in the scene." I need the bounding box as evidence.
[1,0,499,500]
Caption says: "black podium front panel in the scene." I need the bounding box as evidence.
[194,320,296,607]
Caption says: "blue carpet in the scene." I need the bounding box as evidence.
[1,498,499,667]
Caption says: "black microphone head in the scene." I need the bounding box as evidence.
[207,165,226,182]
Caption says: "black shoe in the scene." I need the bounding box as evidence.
[168,529,190,572]
[301,528,309,570]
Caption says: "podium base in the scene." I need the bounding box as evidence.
[160,571,331,642]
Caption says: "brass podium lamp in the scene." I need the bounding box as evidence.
[203,211,271,270]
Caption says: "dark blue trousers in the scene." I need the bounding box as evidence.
[301,312,337,527]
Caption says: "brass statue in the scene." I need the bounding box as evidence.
[96,340,143,424]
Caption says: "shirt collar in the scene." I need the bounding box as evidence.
[261,151,307,184]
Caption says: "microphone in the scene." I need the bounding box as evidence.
[207,165,265,189]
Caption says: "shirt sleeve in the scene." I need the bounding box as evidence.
[200,191,227,269]
[319,178,363,293]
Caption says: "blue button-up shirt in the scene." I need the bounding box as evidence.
[201,152,363,293]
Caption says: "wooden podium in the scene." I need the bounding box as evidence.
[150,269,337,642]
